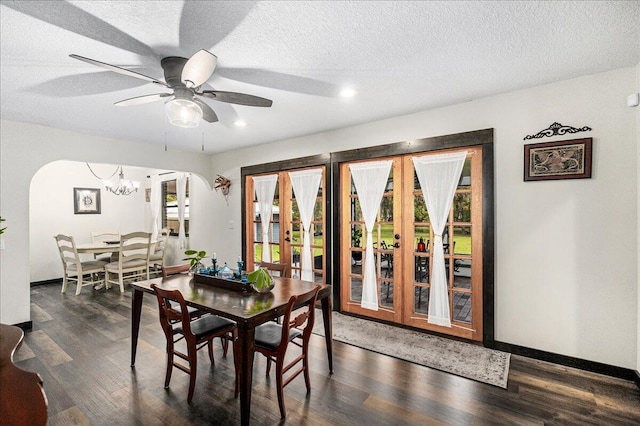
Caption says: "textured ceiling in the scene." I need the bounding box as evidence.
[1,1,638,154]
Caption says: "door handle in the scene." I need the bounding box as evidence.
[284,237,291,242]
[393,242,400,248]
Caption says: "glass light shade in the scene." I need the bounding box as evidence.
[165,99,203,128]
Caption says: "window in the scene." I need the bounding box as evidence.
[162,179,189,237]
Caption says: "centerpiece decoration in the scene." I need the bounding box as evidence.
[183,249,207,275]
[247,267,275,293]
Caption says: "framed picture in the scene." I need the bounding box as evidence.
[74,188,101,214]
[145,188,151,202]
[524,137,592,181]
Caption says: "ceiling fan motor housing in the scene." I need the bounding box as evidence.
[161,56,189,88]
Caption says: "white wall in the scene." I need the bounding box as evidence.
[1,66,638,372]
[30,161,148,282]
[206,66,639,369]
[0,122,213,326]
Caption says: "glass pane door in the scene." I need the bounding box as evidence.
[245,168,327,283]
[339,147,483,341]
[340,157,402,323]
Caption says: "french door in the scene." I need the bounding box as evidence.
[340,146,483,341]
[244,167,327,284]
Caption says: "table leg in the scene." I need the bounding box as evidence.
[130,288,144,367]
[320,296,333,373]
[238,325,255,426]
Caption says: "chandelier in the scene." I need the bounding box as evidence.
[87,163,140,196]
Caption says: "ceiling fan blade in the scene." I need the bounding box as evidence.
[114,93,172,106]
[69,54,168,87]
[198,90,273,107]
[182,50,217,88]
[193,99,219,123]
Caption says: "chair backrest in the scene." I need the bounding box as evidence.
[259,261,289,277]
[151,284,194,339]
[154,228,170,253]
[278,285,320,354]
[119,231,152,265]
[54,234,80,272]
[91,231,120,244]
[162,264,191,279]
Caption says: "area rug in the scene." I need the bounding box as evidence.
[313,310,510,388]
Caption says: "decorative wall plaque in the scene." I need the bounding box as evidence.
[524,122,592,140]
[524,138,592,181]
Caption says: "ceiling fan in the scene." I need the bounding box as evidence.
[69,50,273,128]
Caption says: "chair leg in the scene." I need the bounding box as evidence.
[75,274,83,295]
[233,334,240,398]
[207,340,215,364]
[266,357,272,376]
[221,335,229,357]
[187,346,197,404]
[118,272,124,292]
[61,275,68,293]
[303,352,311,392]
[275,359,287,418]
[165,340,174,388]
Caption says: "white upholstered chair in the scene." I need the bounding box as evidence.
[105,232,151,292]
[54,234,107,295]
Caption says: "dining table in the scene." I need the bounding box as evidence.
[129,273,333,426]
[76,240,122,255]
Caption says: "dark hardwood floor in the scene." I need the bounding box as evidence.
[15,284,640,425]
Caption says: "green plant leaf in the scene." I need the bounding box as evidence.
[247,268,272,290]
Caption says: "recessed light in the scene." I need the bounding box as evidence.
[234,120,247,127]
[339,88,357,98]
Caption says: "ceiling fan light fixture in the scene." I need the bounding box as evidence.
[234,120,247,127]
[339,87,358,98]
[165,98,203,128]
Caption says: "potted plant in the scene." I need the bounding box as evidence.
[183,249,207,274]
[247,267,275,293]
[0,216,6,234]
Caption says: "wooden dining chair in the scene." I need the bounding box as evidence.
[161,263,205,319]
[91,231,120,262]
[54,234,107,295]
[253,285,320,418]
[149,228,170,278]
[151,284,238,403]
[104,232,151,292]
[258,261,289,277]
[161,263,190,279]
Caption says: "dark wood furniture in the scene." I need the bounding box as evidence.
[161,263,190,278]
[130,274,332,426]
[254,285,319,418]
[258,261,289,277]
[151,284,238,403]
[0,324,48,425]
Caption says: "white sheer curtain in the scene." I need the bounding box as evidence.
[349,160,392,311]
[289,168,322,281]
[176,173,188,250]
[253,174,278,262]
[149,175,161,241]
[413,151,467,327]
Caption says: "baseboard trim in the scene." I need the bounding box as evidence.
[30,278,62,286]
[494,341,637,385]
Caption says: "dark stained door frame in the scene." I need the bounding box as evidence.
[241,129,495,347]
